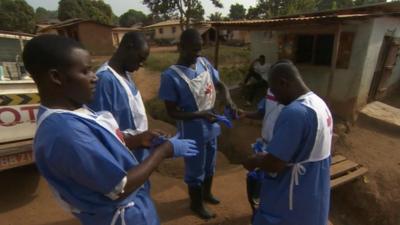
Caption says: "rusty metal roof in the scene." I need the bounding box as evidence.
[39,18,114,32]
[212,2,400,28]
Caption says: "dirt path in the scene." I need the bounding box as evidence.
[0,154,252,225]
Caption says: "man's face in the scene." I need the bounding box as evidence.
[259,57,266,64]
[61,48,97,105]
[180,37,202,65]
[124,43,150,73]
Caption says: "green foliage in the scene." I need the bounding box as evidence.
[35,7,58,23]
[187,2,204,21]
[354,0,386,6]
[144,45,250,77]
[58,0,114,25]
[143,0,222,27]
[229,3,246,20]
[119,9,147,27]
[0,0,35,33]
[208,12,223,21]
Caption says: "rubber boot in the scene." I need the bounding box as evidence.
[203,176,220,204]
[246,176,261,214]
[188,185,216,219]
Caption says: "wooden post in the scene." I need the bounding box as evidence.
[214,27,220,69]
[327,24,341,100]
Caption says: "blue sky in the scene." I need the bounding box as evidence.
[25,0,258,17]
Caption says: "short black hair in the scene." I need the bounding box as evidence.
[269,59,300,81]
[259,55,265,59]
[118,31,147,50]
[180,28,202,47]
[22,35,84,80]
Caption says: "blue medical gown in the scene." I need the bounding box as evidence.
[88,66,149,162]
[34,109,159,225]
[253,101,330,225]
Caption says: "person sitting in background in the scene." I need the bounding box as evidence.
[241,55,270,105]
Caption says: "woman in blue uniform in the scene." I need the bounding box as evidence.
[23,35,199,225]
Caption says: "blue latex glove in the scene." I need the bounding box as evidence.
[224,106,238,120]
[214,114,233,128]
[169,133,199,157]
[150,135,168,149]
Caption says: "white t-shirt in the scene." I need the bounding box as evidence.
[253,61,270,81]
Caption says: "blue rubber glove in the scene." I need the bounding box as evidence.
[215,114,233,128]
[224,106,238,120]
[150,135,168,149]
[169,133,199,157]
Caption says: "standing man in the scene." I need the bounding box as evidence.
[158,29,236,219]
[243,61,332,225]
[89,32,152,163]
[24,34,199,225]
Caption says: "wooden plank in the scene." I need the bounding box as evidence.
[331,155,346,164]
[331,167,368,188]
[330,160,359,178]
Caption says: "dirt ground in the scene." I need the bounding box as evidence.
[1,66,399,225]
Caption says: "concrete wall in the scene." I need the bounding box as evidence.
[154,25,182,40]
[353,17,400,109]
[249,18,400,120]
[78,23,115,56]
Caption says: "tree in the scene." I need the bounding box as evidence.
[143,0,223,29]
[229,3,246,20]
[247,6,262,19]
[35,7,58,23]
[354,0,386,6]
[317,0,353,10]
[119,9,147,27]
[0,0,35,33]
[209,12,223,21]
[58,0,114,25]
[282,0,318,15]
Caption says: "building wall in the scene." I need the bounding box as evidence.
[355,17,400,105]
[78,23,115,56]
[153,25,182,40]
[250,21,374,120]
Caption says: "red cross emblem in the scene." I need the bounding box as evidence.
[115,129,125,144]
[205,82,213,95]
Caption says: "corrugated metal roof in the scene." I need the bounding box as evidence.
[39,18,114,32]
[112,27,140,31]
[143,20,210,29]
[212,13,400,28]
[0,30,35,38]
[212,2,400,27]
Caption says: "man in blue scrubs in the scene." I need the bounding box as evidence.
[24,35,199,225]
[158,29,236,219]
[88,32,152,163]
[243,61,332,225]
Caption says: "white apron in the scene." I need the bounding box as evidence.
[36,106,138,225]
[287,92,333,210]
[170,58,216,111]
[106,65,148,135]
[261,89,284,143]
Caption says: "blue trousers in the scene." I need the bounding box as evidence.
[184,138,217,187]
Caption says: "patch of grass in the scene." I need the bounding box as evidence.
[218,64,248,86]
[144,98,175,125]
[144,45,251,73]
[144,51,179,72]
